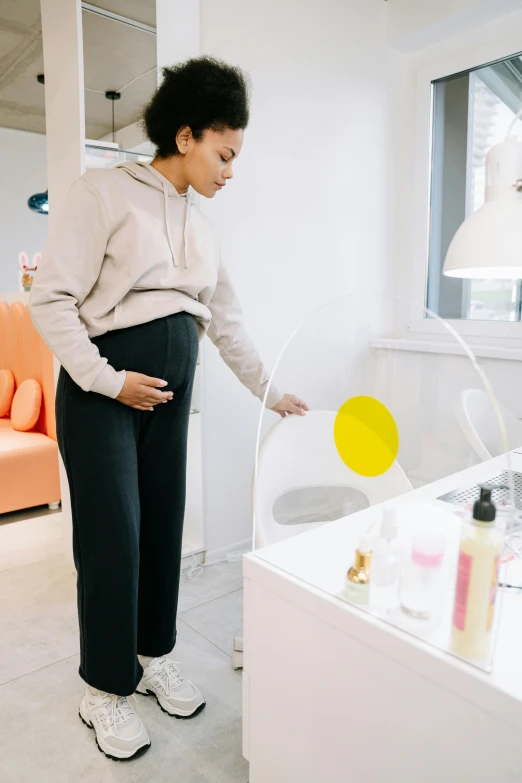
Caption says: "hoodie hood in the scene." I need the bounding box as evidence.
[116,160,195,269]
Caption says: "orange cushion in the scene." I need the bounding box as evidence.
[11,379,42,432]
[0,369,15,417]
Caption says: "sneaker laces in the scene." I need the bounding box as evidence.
[154,656,186,694]
[97,692,137,730]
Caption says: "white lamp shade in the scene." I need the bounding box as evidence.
[444,196,522,280]
[443,136,522,280]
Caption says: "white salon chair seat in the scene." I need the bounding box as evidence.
[253,410,413,549]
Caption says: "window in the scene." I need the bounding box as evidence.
[427,54,522,323]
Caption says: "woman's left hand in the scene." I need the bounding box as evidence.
[271,393,310,418]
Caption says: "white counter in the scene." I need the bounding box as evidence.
[243,451,522,782]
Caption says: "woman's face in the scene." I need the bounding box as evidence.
[177,126,244,198]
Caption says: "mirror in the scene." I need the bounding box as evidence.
[0,1,159,297]
[0,0,48,294]
[82,1,156,165]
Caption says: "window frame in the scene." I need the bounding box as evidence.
[408,33,522,343]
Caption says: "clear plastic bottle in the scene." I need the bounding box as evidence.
[400,529,445,621]
[372,509,400,588]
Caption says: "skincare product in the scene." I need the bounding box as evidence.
[400,529,445,621]
[451,486,503,662]
[344,534,372,605]
[372,508,400,588]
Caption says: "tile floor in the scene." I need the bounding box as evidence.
[0,509,248,783]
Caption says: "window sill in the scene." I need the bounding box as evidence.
[371,338,522,362]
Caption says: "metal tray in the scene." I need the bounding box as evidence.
[438,470,522,508]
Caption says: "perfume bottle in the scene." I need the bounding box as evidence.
[344,534,372,605]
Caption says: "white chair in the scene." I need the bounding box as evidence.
[253,410,413,549]
[455,389,522,461]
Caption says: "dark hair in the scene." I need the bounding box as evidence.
[142,56,251,158]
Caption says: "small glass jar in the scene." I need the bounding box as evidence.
[400,529,445,621]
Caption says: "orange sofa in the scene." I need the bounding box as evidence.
[0,301,61,515]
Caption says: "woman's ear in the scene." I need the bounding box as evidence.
[176,125,192,156]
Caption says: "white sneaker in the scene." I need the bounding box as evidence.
[79,687,151,760]
[136,656,206,718]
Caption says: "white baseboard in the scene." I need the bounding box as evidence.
[181,545,205,564]
[203,537,253,565]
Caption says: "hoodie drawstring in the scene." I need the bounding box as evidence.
[183,199,191,270]
[163,182,191,269]
[163,183,178,267]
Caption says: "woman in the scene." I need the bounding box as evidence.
[30,56,308,761]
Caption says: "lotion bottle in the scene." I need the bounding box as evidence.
[451,486,503,663]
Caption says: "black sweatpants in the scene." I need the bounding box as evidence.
[56,312,199,697]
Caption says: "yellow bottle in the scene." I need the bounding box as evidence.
[451,486,503,663]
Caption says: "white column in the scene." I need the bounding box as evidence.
[40,0,85,565]
[155,0,205,555]
[156,0,200,72]
[40,0,85,217]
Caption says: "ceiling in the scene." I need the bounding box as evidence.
[0,0,157,139]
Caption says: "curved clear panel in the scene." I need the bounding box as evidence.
[85,143,153,170]
[253,293,521,674]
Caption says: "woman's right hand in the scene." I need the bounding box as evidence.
[116,371,173,411]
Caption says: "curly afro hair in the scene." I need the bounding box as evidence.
[142,56,251,158]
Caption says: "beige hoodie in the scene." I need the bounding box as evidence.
[29,161,282,408]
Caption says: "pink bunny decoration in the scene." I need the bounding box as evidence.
[18,252,40,291]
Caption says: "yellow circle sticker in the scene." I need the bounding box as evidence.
[334,396,399,477]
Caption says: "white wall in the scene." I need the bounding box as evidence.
[199,0,395,555]
[387,0,522,51]
[0,128,49,293]
[376,349,522,488]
